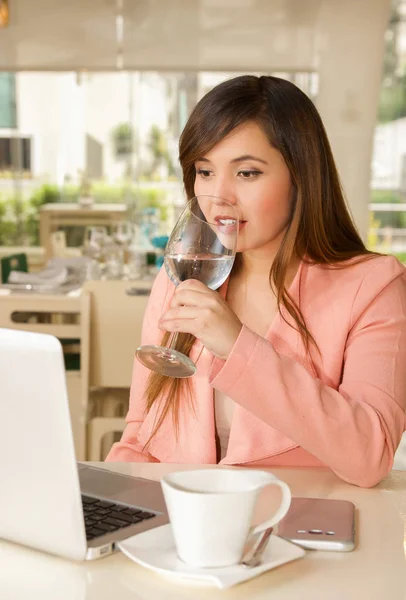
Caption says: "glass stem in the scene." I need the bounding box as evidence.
[167,331,179,349]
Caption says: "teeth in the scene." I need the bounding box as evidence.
[219,219,234,225]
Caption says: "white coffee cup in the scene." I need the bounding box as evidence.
[160,468,291,568]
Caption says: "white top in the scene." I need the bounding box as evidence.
[214,389,235,460]
[1,463,405,599]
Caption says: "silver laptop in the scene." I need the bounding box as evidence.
[0,327,168,561]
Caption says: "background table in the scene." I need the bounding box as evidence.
[39,203,128,260]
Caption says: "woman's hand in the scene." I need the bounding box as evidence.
[159,279,242,359]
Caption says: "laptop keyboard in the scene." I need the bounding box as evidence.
[82,495,156,541]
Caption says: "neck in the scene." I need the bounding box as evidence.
[238,228,288,278]
[240,250,276,278]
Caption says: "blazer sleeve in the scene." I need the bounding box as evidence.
[209,259,406,487]
[105,267,170,462]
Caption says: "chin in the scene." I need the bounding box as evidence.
[236,238,268,253]
[236,242,247,253]
[239,229,288,253]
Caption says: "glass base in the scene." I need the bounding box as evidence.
[136,344,196,378]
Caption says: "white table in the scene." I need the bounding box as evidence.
[1,464,405,599]
[39,203,128,260]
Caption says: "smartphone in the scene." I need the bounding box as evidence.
[277,497,356,551]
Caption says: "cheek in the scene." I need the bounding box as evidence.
[254,193,292,227]
[266,179,292,221]
[196,196,212,222]
[194,177,208,196]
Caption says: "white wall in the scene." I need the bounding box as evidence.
[16,73,85,184]
[13,72,169,184]
[315,0,390,239]
[372,118,406,190]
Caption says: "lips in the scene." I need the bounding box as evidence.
[215,215,238,224]
[214,215,246,235]
[214,215,247,224]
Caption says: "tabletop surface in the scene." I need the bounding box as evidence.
[1,463,405,600]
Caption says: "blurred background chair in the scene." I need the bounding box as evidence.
[88,416,126,462]
[82,279,151,460]
[0,253,28,283]
[50,230,82,259]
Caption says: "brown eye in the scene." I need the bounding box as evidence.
[196,169,212,178]
[238,170,262,179]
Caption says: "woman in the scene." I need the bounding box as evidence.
[106,75,406,487]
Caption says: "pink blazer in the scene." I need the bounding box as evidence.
[106,255,406,488]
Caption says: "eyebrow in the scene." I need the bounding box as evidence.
[196,154,268,166]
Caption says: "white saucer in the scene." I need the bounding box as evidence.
[117,524,305,589]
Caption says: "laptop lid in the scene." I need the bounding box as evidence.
[0,328,88,561]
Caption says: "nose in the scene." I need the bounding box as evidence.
[209,175,239,211]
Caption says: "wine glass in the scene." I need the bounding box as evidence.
[135,195,239,378]
[112,221,134,247]
[83,226,108,261]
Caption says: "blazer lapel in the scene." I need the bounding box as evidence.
[222,260,318,464]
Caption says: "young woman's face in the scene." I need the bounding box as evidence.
[194,121,293,255]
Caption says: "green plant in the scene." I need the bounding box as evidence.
[90,182,125,203]
[111,123,135,156]
[0,196,13,245]
[145,125,175,178]
[370,189,402,204]
[394,252,406,262]
[25,184,61,245]
[378,81,406,123]
[0,181,174,247]
[135,187,168,221]
[0,193,27,245]
[31,183,61,206]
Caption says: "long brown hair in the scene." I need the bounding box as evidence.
[143,75,372,443]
